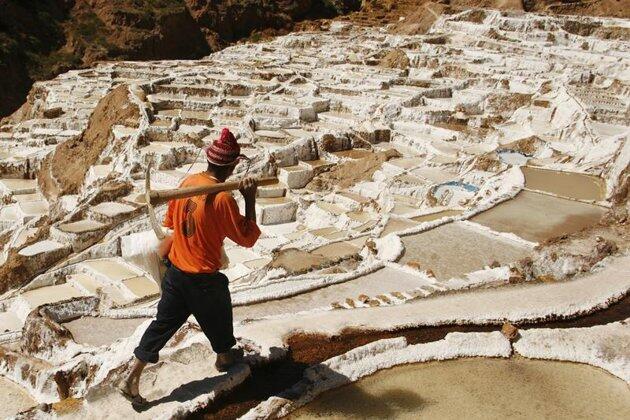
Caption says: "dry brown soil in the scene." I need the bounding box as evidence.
[37,84,140,199]
[307,149,401,191]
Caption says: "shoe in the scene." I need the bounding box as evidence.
[215,347,244,372]
[117,383,150,411]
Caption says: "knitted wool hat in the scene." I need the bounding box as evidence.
[205,128,241,166]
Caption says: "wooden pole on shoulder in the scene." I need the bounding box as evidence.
[147,177,278,206]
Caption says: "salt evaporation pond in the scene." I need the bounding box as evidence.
[292,358,630,419]
[472,190,606,243]
[522,166,606,201]
[399,222,531,280]
[233,266,431,320]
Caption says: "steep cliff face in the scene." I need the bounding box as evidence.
[0,0,362,118]
[0,0,71,117]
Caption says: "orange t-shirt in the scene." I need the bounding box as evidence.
[163,173,261,274]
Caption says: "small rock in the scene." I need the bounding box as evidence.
[345,298,356,308]
[391,291,405,300]
[406,260,422,270]
[331,301,343,310]
[365,239,377,254]
[358,294,370,303]
[377,294,391,304]
[43,107,64,119]
[425,269,436,278]
[508,271,525,283]
[536,274,556,283]
[489,260,501,268]
[501,322,519,341]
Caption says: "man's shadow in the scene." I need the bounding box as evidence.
[136,357,426,417]
[136,371,232,411]
[286,365,427,418]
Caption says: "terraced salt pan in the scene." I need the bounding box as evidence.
[522,166,606,201]
[122,276,160,299]
[237,255,630,353]
[0,179,38,194]
[398,221,532,280]
[63,316,150,347]
[17,284,86,319]
[81,258,141,281]
[1,9,629,415]
[57,219,107,233]
[410,209,463,223]
[293,358,630,419]
[18,239,67,257]
[380,218,418,237]
[471,190,607,243]
[0,376,37,418]
[233,266,430,320]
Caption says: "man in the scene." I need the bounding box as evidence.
[120,128,260,405]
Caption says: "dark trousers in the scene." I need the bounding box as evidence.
[134,265,236,363]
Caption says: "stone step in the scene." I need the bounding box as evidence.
[0,310,22,336]
[255,197,298,225]
[0,204,20,230]
[111,125,138,141]
[16,200,49,220]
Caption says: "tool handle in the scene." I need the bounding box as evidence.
[148,177,279,206]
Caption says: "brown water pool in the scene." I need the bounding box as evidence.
[522,166,606,201]
[291,358,630,419]
[471,190,606,243]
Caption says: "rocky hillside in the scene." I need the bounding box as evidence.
[1,0,628,118]
[0,0,361,118]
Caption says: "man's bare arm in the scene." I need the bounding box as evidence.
[239,177,257,221]
[157,234,173,259]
